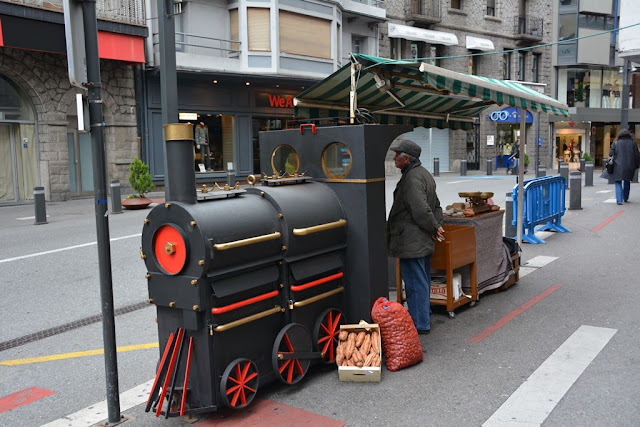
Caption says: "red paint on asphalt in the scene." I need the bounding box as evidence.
[592,210,624,232]
[0,387,55,414]
[469,284,562,343]
[197,398,345,426]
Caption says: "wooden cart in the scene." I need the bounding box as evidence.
[396,224,478,318]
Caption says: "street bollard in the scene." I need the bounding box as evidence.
[568,171,582,210]
[580,158,585,174]
[486,159,492,175]
[227,162,236,187]
[633,168,639,183]
[433,158,440,176]
[504,192,516,239]
[110,180,122,214]
[559,162,569,189]
[537,166,546,177]
[460,159,467,176]
[584,162,594,187]
[34,186,47,225]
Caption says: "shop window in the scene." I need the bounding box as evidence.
[248,8,270,51]
[322,142,352,179]
[178,114,234,172]
[271,144,299,176]
[279,11,331,59]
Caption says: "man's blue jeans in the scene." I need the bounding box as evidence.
[400,255,432,331]
[614,180,630,204]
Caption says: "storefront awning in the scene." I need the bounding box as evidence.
[466,36,495,51]
[293,53,569,131]
[388,23,458,46]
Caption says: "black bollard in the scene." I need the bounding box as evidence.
[34,186,47,225]
[504,192,516,238]
[584,162,594,187]
[633,168,639,183]
[568,171,582,210]
[433,158,440,176]
[580,158,585,173]
[227,162,236,188]
[460,159,467,176]
[537,166,546,177]
[486,159,492,175]
[110,180,122,214]
[559,162,569,189]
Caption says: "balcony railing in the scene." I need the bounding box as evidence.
[406,0,441,24]
[153,32,241,59]
[514,16,543,41]
[3,0,145,26]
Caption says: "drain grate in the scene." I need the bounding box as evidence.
[0,301,149,352]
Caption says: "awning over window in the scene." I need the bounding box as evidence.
[388,23,458,46]
[466,35,495,51]
[293,54,569,131]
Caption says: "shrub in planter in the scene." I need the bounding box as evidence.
[128,157,155,198]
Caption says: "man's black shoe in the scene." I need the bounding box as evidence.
[417,329,430,335]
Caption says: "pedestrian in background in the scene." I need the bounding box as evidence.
[509,139,520,174]
[609,129,640,205]
[387,139,444,334]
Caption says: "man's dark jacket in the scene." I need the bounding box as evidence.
[609,137,640,182]
[387,160,443,259]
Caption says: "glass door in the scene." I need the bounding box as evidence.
[0,124,17,201]
[67,131,94,195]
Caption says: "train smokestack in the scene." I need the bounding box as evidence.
[164,123,196,204]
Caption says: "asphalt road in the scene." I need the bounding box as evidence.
[1,168,639,426]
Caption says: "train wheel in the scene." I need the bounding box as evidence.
[314,308,345,364]
[220,358,259,409]
[272,323,312,385]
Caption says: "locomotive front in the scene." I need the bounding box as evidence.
[141,124,347,417]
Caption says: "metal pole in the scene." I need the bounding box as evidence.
[535,112,540,177]
[621,59,631,130]
[82,0,121,423]
[158,0,179,200]
[516,109,525,249]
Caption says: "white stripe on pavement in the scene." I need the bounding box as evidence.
[519,255,557,278]
[17,215,51,221]
[41,380,153,427]
[0,234,141,264]
[596,190,612,193]
[447,180,466,184]
[483,325,617,427]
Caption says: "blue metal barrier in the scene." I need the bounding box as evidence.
[512,176,571,244]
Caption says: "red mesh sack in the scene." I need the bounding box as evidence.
[370,297,423,372]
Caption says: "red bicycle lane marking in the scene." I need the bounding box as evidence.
[470,284,563,343]
[592,210,624,232]
[0,387,55,414]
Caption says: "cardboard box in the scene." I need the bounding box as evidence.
[337,322,381,382]
[430,273,462,300]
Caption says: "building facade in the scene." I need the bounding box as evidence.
[0,0,147,203]
[142,0,386,182]
[378,0,555,173]
[551,0,639,169]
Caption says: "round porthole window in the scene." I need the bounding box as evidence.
[271,145,300,176]
[322,142,352,179]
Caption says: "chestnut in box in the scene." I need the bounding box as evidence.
[337,322,382,382]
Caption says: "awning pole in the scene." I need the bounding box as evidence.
[350,62,358,124]
[516,109,525,248]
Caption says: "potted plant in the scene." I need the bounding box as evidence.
[524,153,530,173]
[122,157,155,209]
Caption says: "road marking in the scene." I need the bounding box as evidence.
[16,215,51,221]
[592,210,624,232]
[40,380,154,427]
[0,233,141,264]
[470,284,562,343]
[519,255,558,278]
[447,180,466,184]
[0,387,55,414]
[604,198,618,203]
[483,325,617,426]
[1,343,158,366]
[596,190,612,193]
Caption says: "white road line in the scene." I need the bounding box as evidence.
[522,255,558,268]
[17,215,50,221]
[596,190,613,193]
[447,180,466,184]
[0,233,141,264]
[483,325,617,427]
[41,380,153,427]
[604,198,618,203]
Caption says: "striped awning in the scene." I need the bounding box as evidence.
[293,53,569,131]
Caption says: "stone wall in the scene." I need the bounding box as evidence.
[0,48,139,201]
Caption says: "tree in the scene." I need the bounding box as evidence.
[128,157,155,198]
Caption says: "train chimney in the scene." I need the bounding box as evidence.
[164,123,196,204]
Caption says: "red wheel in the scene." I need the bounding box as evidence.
[272,323,312,385]
[153,224,187,275]
[314,308,345,364]
[220,358,259,409]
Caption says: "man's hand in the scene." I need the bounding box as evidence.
[433,226,445,242]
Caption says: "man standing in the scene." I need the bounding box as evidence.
[387,140,444,334]
[509,139,520,174]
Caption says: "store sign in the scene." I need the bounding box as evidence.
[489,107,533,124]
[256,93,295,109]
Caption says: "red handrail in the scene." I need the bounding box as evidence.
[299,123,316,134]
[211,290,279,315]
[291,272,343,292]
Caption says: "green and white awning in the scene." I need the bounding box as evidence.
[294,53,569,131]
